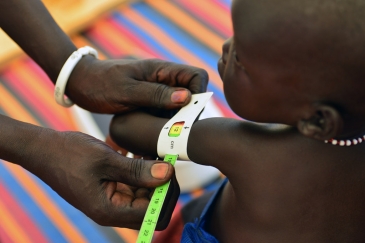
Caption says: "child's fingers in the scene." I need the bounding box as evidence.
[105,135,129,155]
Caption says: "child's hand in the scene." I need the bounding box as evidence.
[110,111,168,158]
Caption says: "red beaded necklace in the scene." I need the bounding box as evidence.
[325,136,365,146]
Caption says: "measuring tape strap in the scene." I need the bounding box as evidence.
[157,92,213,161]
[137,154,178,243]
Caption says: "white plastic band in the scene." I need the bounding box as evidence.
[54,46,98,107]
[157,92,213,160]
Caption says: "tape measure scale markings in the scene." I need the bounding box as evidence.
[136,154,178,243]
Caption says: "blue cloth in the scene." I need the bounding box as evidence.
[181,178,228,243]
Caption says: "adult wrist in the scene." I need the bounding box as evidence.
[0,115,52,168]
[54,46,98,107]
[64,55,97,101]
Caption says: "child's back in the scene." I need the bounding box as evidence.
[199,123,365,242]
[110,0,365,242]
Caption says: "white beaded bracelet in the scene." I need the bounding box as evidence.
[54,46,98,107]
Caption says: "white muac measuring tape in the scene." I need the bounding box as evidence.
[136,92,213,243]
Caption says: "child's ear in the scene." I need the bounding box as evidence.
[297,104,343,141]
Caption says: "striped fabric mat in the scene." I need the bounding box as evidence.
[0,0,233,242]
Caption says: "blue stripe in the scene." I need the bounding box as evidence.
[0,161,66,243]
[219,0,232,7]
[112,12,182,62]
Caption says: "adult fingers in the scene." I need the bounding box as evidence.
[140,59,209,95]
[115,59,209,110]
[114,79,191,110]
[102,151,175,189]
[95,173,179,229]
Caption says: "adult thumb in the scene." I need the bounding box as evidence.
[107,153,175,188]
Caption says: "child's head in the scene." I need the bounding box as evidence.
[218,0,365,141]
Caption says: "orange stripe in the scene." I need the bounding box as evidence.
[9,61,77,130]
[3,162,88,243]
[0,84,39,125]
[148,0,224,54]
[123,8,223,91]
[71,35,108,60]
[113,228,138,243]
[0,199,33,243]
[191,188,204,198]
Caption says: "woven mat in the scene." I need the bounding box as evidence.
[0,0,233,242]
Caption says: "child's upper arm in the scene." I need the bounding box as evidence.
[187,118,295,177]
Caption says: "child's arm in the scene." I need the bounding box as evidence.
[110,111,297,178]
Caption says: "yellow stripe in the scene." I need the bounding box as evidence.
[0,199,33,243]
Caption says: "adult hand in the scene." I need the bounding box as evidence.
[105,135,180,230]
[20,128,178,229]
[1,0,208,115]
[66,57,209,113]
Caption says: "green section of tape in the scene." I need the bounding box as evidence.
[136,154,178,243]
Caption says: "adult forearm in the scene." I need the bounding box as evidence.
[0,114,54,168]
[0,0,76,83]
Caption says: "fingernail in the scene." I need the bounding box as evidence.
[151,163,169,179]
[171,90,189,103]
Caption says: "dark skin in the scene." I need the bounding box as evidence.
[110,0,365,241]
[0,0,207,229]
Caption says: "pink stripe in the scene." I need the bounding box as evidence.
[2,70,68,130]
[178,0,232,38]
[26,60,56,91]
[87,23,126,58]
[0,226,14,243]
[106,18,163,59]
[0,183,49,243]
[212,0,231,13]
